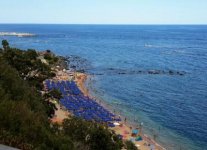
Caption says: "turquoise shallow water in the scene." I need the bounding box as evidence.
[0,24,207,150]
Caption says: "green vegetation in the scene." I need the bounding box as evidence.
[124,140,138,150]
[0,40,137,150]
[62,117,123,150]
[44,52,59,65]
[2,40,9,50]
[48,89,63,100]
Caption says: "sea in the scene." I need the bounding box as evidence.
[0,24,207,150]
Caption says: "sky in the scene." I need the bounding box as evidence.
[0,0,207,24]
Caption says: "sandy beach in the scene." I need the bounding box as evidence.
[74,72,165,150]
[48,69,165,150]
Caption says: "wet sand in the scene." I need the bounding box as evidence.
[75,72,89,96]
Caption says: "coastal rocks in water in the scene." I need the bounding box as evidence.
[148,70,161,74]
[169,70,174,75]
[65,55,186,76]
[90,68,186,76]
[55,56,69,70]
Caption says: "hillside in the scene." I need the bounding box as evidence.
[0,40,137,150]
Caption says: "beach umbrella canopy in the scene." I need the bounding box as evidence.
[132,129,139,134]
[113,122,120,126]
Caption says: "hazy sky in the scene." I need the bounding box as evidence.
[0,0,207,24]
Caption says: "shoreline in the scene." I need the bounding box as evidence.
[74,72,165,150]
[47,58,165,150]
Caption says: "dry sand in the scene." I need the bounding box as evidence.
[50,103,70,124]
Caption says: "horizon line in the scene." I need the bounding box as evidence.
[0,23,207,26]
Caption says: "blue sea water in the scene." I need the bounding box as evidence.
[0,24,207,150]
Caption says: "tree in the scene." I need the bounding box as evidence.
[25,49,38,60]
[0,51,73,149]
[124,141,138,150]
[2,40,9,50]
[49,89,62,100]
[1,41,137,150]
[63,117,123,150]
